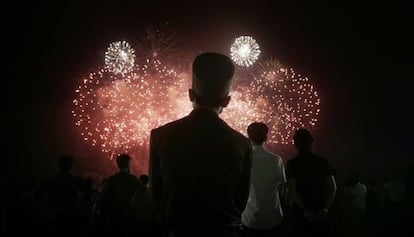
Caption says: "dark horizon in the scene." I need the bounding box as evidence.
[12,2,413,184]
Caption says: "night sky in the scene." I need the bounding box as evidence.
[12,1,413,184]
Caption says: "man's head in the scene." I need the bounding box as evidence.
[293,128,313,152]
[139,174,149,186]
[247,122,268,145]
[189,52,235,109]
[116,153,131,171]
[59,156,74,173]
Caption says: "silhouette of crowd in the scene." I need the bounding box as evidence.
[4,52,413,237]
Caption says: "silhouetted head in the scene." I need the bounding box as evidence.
[139,174,149,186]
[349,173,360,185]
[247,122,269,145]
[189,52,235,109]
[58,156,74,173]
[293,128,313,152]
[116,153,131,171]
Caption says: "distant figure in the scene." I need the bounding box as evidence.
[241,122,286,237]
[80,177,100,232]
[346,174,367,213]
[286,129,336,237]
[135,173,161,236]
[402,163,414,235]
[139,174,149,188]
[383,170,407,234]
[365,179,383,237]
[35,155,89,236]
[384,171,406,206]
[149,52,252,237]
[327,169,346,237]
[345,173,367,237]
[99,153,146,236]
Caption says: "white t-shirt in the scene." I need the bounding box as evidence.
[241,145,286,229]
[349,182,367,212]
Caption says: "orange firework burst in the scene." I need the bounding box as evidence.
[72,59,190,159]
[250,59,321,144]
[73,51,320,173]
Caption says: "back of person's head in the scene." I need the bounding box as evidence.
[59,156,74,172]
[116,153,131,170]
[293,128,313,151]
[247,122,268,145]
[139,174,149,186]
[190,52,235,107]
[349,173,360,185]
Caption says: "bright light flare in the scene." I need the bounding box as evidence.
[230,36,261,67]
[105,41,136,75]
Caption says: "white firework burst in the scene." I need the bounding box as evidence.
[230,36,261,67]
[105,41,135,75]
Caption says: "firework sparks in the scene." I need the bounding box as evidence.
[73,32,321,176]
[105,41,136,75]
[72,59,190,158]
[250,59,321,144]
[230,36,261,67]
[132,23,188,67]
[72,59,320,158]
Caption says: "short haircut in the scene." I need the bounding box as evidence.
[59,156,74,172]
[139,174,149,185]
[192,52,234,106]
[293,128,313,149]
[247,122,269,145]
[116,153,131,169]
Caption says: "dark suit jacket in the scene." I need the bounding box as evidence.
[149,108,252,229]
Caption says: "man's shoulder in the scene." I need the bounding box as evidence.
[263,149,282,159]
[225,124,250,144]
[108,172,140,183]
[291,152,327,163]
[312,154,330,167]
[151,116,189,135]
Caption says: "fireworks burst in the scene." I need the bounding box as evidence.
[72,59,321,158]
[105,41,136,75]
[72,59,190,158]
[73,32,321,172]
[230,36,261,67]
[132,23,187,66]
[250,59,321,144]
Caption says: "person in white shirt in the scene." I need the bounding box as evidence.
[347,175,367,213]
[345,174,367,237]
[241,122,287,237]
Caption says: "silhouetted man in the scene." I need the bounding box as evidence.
[345,173,367,237]
[286,129,336,237]
[149,52,252,237]
[100,153,146,236]
[35,156,89,236]
[241,122,286,237]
